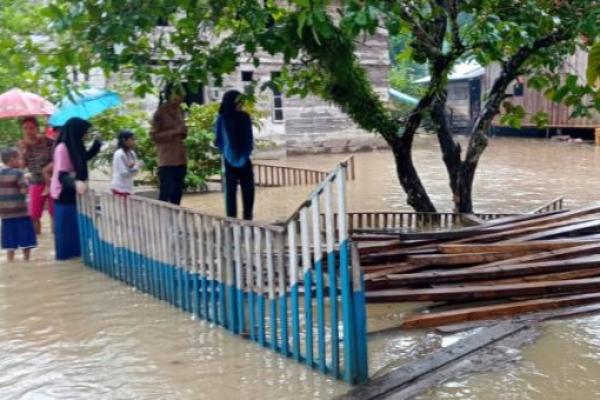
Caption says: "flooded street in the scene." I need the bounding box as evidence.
[3,135,600,399]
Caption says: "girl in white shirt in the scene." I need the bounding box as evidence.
[110,130,140,196]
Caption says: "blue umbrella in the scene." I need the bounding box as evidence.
[49,88,122,126]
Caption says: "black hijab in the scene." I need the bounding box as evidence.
[56,117,92,181]
[219,90,251,160]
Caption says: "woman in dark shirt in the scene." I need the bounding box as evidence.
[215,90,255,220]
[50,118,101,260]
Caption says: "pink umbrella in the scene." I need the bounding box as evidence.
[0,88,56,119]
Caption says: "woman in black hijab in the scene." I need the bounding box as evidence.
[215,90,255,220]
[50,117,101,260]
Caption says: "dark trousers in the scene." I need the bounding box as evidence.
[224,160,255,220]
[158,165,187,205]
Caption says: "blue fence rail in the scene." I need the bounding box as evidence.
[76,159,368,384]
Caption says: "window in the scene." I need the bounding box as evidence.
[241,71,253,82]
[271,71,284,121]
[241,71,254,95]
[513,76,525,97]
[156,17,169,27]
[448,86,468,101]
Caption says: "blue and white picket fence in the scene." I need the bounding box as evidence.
[76,159,368,384]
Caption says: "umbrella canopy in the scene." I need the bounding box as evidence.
[49,88,121,126]
[0,88,56,119]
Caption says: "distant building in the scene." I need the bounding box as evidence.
[484,48,600,139]
[207,29,391,155]
[416,61,484,134]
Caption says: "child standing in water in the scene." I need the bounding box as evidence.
[0,148,37,262]
[110,130,140,196]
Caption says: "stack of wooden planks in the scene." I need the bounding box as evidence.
[355,205,600,329]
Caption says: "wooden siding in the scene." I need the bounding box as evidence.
[484,49,600,128]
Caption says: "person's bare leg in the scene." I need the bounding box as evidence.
[33,219,41,235]
[7,250,15,262]
[23,248,31,261]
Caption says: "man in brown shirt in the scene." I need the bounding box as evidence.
[150,86,188,205]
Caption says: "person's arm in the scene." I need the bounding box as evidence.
[16,171,27,194]
[115,151,138,178]
[85,139,102,160]
[245,113,254,152]
[214,116,224,152]
[54,144,76,191]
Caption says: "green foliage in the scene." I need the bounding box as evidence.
[588,41,600,86]
[389,60,426,117]
[0,0,54,147]
[182,103,222,190]
[0,120,21,147]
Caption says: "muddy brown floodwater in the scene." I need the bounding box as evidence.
[3,136,600,399]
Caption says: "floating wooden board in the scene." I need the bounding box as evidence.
[435,303,600,334]
[366,276,600,303]
[339,321,527,400]
[401,292,600,329]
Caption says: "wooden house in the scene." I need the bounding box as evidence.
[485,48,600,139]
[416,61,485,134]
[209,28,391,155]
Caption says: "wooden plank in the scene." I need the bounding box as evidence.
[363,264,422,280]
[504,219,600,242]
[472,242,600,270]
[457,266,600,287]
[406,250,534,268]
[438,239,600,254]
[383,255,600,286]
[401,292,600,329]
[436,303,600,334]
[455,216,598,244]
[361,247,438,266]
[460,214,485,226]
[339,321,527,400]
[366,276,600,303]
[357,239,427,254]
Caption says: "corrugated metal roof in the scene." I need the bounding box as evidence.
[415,61,484,83]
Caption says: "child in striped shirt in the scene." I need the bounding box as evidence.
[0,147,37,262]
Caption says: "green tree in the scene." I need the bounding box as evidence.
[0,0,53,146]
[36,0,600,212]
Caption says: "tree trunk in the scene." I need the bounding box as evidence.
[391,136,437,212]
[431,95,463,211]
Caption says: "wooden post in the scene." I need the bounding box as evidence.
[300,207,313,366]
[287,220,300,360]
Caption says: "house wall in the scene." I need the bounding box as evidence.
[484,48,600,128]
[209,28,391,155]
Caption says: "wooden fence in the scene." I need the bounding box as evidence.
[320,211,516,232]
[530,196,565,215]
[252,155,356,187]
[76,156,367,385]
